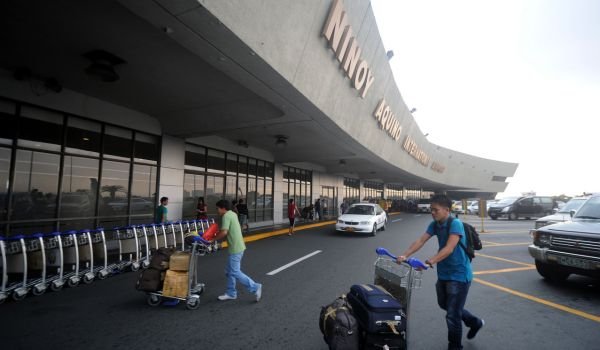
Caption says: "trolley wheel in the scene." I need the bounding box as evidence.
[142,260,150,269]
[67,278,80,288]
[97,270,109,280]
[32,285,46,296]
[186,298,200,310]
[50,281,64,292]
[147,294,161,307]
[83,274,95,284]
[131,262,140,272]
[12,291,27,301]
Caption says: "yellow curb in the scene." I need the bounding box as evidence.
[474,278,600,323]
[220,220,336,248]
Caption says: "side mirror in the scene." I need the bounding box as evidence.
[570,210,576,218]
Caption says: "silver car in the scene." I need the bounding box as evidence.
[535,196,589,229]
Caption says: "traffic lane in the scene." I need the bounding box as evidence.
[0,215,427,350]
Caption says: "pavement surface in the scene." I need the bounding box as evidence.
[1,213,599,349]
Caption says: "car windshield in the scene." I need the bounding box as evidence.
[559,198,586,213]
[574,197,600,219]
[496,197,519,205]
[346,205,375,215]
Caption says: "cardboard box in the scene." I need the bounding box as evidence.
[162,270,189,298]
[169,251,191,271]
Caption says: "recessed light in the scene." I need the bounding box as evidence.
[82,137,90,141]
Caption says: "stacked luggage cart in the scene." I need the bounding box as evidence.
[0,219,216,304]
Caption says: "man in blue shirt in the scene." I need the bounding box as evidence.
[397,194,484,350]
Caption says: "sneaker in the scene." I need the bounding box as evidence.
[467,319,485,339]
[217,294,237,301]
[255,284,262,302]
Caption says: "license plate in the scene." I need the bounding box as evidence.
[556,256,591,270]
[344,227,355,232]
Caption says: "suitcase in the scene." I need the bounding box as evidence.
[362,332,406,350]
[149,247,175,270]
[319,295,360,350]
[347,284,406,334]
[136,268,163,292]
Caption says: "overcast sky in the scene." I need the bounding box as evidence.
[371,0,600,198]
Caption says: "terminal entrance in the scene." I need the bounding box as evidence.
[321,186,338,219]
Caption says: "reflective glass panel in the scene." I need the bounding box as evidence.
[60,156,99,218]
[99,160,130,216]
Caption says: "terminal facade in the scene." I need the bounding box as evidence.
[0,0,517,235]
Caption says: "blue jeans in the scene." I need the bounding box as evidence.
[225,252,259,298]
[436,280,480,349]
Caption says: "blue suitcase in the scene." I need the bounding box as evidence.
[347,284,406,334]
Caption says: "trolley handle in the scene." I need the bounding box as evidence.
[375,247,431,270]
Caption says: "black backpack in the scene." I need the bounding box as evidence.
[319,295,360,350]
[447,217,482,261]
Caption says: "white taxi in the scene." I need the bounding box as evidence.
[336,203,387,236]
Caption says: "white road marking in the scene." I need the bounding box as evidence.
[392,218,403,222]
[266,250,322,276]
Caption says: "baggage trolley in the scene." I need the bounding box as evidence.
[61,230,95,287]
[163,221,177,248]
[373,255,425,349]
[141,224,160,252]
[170,221,186,251]
[0,235,6,304]
[44,232,66,292]
[106,227,131,273]
[151,223,168,249]
[90,228,111,280]
[3,235,30,300]
[115,226,145,272]
[145,237,216,310]
[22,233,51,297]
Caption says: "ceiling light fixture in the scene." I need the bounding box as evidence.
[83,50,126,82]
[275,135,287,148]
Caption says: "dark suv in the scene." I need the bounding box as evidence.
[529,194,600,281]
[488,196,555,220]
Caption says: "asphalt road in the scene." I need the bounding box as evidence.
[1,213,599,349]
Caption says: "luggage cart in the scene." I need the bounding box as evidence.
[90,228,111,280]
[3,235,31,300]
[62,230,95,287]
[163,222,177,248]
[141,224,160,252]
[373,256,425,349]
[106,227,131,273]
[132,225,151,269]
[115,226,143,272]
[44,232,66,292]
[151,223,168,248]
[60,231,80,287]
[23,233,50,296]
[145,237,216,310]
[0,236,6,304]
[170,221,186,251]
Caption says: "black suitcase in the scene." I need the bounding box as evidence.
[362,332,406,350]
[319,295,360,350]
[347,284,406,334]
[135,268,162,292]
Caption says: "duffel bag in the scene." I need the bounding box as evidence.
[319,295,360,350]
[347,284,406,334]
[135,268,163,292]
[149,247,176,270]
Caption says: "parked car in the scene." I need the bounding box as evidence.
[452,201,465,214]
[467,201,479,215]
[529,194,600,281]
[488,196,555,220]
[335,203,387,236]
[535,196,590,229]
[417,199,431,213]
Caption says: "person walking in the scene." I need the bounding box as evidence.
[155,196,168,223]
[196,197,208,220]
[212,200,262,302]
[397,194,484,350]
[340,200,347,215]
[287,198,301,236]
[236,198,250,235]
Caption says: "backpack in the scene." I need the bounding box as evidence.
[319,295,360,350]
[447,217,482,261]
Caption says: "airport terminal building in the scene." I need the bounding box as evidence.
[0,0,518,235]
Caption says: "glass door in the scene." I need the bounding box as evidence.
[321,186,338,219]
[205,175,225,219]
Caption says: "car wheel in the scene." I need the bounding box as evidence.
[490,215,497,220]
[535,260,569,282]
[370,224,377,237]
[508,212,518,220]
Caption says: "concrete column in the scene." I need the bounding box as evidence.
[158,135,185,221]
[273,163,284,224]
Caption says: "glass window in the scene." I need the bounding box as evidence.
[207,149,225,174]
[226,154,238,175]
[12,150,60,220]
[60,156,99,218]
[183,173,205,220]
[205,175,224,218]
[0,147,11,220]
[134,133,159,164]
[99,160,130,216]
[66,117,101,156]
[225,175,237,207]
[265,178,273,221]
[131,164,157,216]
[18,106,63,152]
[58,218,96,233]
[10,221,57,236]
[0,99,17,145]
[185,145,206,171]
[104,126,132,161]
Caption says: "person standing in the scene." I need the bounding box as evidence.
[287,198,301,236]
[212,200,262,302]
[397,194,484,350]
[340,200,347,215]
[196,197,208,220]
[155,196,168,223]
[236,198,250,235]
[314,198,321,221]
